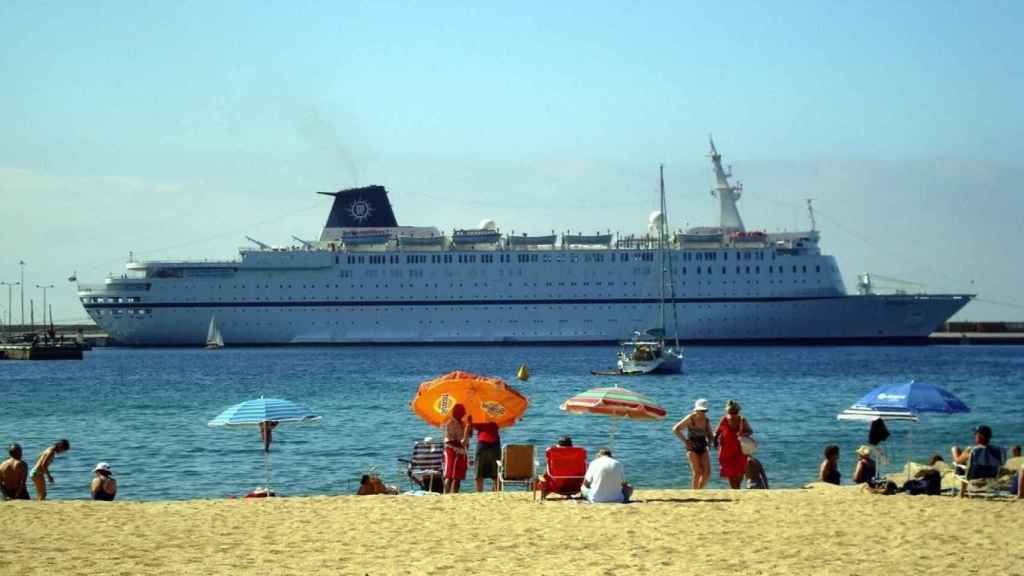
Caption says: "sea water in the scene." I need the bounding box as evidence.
[1,345,1022,501]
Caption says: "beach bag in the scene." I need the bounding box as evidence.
[739,435,758,456]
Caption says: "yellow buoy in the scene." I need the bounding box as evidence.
[516,364,529,381]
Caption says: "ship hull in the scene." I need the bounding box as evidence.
[84,294,971,346]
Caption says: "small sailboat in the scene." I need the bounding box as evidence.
[604,165,684,375]
[206,316,224,349]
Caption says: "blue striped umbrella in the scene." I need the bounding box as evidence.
[208,397,321,495]
[208,397,321,428]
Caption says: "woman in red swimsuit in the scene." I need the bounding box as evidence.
[714,400,753,489]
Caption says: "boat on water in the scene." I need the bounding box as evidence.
[612,166,683,375]
[77,139,973,346]
[206,317,224,349]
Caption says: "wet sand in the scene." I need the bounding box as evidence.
[3,486,1020,575]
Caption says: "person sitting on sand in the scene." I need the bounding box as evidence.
[745,454,769,489]
[442,404,472,494]
[819,445,841,485]
[1,443,30,500]
[672,398,713,490]
[715,400,753,489]
[90,462,117,501]
[1011,445,1021,458]
[852,445,877,485]
[30,439,70,501]
[951,424,1005,497]
[582,448,633,503]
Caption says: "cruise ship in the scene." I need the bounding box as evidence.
[78,140,972,345]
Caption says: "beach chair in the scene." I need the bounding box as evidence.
[497,444,536,492]
[533,446,588,500]
[953,445,1006,498]
[398,438,444,493]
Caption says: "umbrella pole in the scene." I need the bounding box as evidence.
[265,449,272,495]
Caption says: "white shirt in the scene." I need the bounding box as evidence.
[584,455,625,503]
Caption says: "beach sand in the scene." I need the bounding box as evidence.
[3,486,1020,575]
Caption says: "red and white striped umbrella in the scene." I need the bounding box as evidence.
[560,387,667,421]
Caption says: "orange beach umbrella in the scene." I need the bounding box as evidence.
[411,371,529,428]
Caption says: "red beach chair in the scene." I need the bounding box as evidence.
[534,446,588,500]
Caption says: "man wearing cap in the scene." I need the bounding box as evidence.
[90,462,117,501]
[0,443,30,500]
[951,424,1005,498]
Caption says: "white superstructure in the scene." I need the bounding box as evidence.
[78,141,972,346]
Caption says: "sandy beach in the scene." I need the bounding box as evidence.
[3,486,1020,576]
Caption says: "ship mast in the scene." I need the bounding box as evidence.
[709,135,745,232]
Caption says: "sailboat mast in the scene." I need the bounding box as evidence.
[660,164,681,349]
[658,165,667,339]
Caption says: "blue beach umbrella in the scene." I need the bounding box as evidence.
[852,380,970,415]
[208,397,322,427]
[837,381,969,473]
[208,397,322,494]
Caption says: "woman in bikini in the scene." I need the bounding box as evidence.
[672,398,713,489]
[30,439,70,500]
[714,400,753,489]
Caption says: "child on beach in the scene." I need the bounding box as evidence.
[745,455,769,489]
[30,439,70,500]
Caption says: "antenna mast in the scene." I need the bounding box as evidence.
[708,135,745,231]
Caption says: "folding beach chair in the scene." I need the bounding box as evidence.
[533,446,588,500]
[497,444,536,492]
[953,445,1006,498]
[398,438,444,493]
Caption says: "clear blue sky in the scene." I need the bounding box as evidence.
[1,1,1021,323]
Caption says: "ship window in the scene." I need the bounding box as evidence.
[723,252,728,261]
[682,267,686,275]
[792,266,797,273]
[756,266,760,274]
[816,265,821,273]
[696,267,701,275]
[707,267,712,274]
[722,267,726,274]
[802,265,807,273]
[746,266,750,274]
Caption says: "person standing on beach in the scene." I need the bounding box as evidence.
[0,443,30,500]
[472,420,501,492]
[260,421,278,453]
[714,400,752,489]
[442,404,471,494]
[819,445,841,485]
[672,399,713,489]
[30,439,70,500]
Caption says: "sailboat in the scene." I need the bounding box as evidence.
[205,316,224,349]
[615,165,683,375]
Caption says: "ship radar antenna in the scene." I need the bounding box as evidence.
[805,199,817,231]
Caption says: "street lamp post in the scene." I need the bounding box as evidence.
[19,260,26,327]
[36,284,55,327]
[0,281,18,335]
